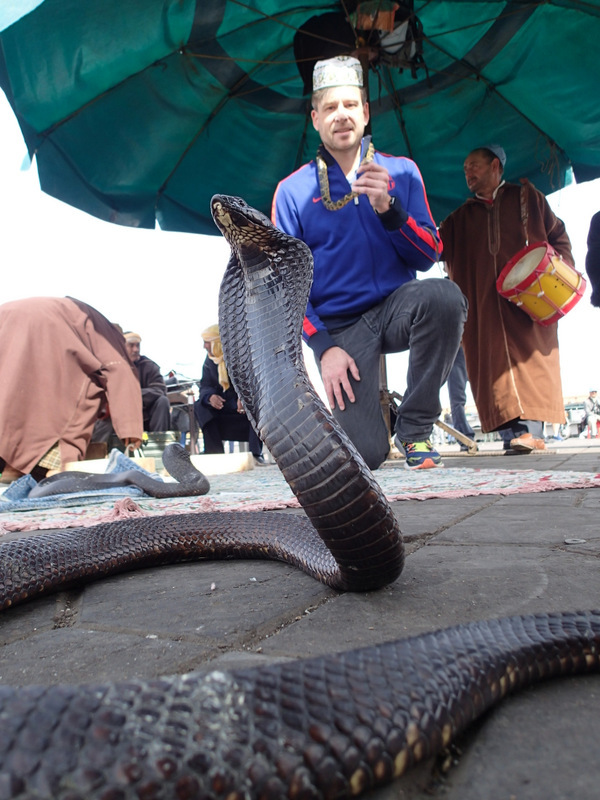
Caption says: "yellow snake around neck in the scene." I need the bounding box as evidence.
[316,141,375,211]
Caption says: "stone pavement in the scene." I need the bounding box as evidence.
[1,440,599,799]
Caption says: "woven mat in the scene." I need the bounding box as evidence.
[2,464,600,534]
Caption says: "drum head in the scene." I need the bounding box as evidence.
[501,246,545,290]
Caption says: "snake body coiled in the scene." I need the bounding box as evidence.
[0,195,403,606]
[0,197,598,798]
[212,196,403,592]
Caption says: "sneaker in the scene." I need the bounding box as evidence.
[396,437,443,470]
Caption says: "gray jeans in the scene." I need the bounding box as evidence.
[317,278,467,470]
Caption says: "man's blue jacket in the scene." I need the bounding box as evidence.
[272,137,443,358]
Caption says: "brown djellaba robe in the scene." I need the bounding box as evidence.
[0,296,143,473]
[440,181,573,432]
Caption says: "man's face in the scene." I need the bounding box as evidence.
[311,86,368,157]
[126,340,140,362]
[463,151,501,196]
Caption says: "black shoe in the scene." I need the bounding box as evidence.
[253,454,268,466]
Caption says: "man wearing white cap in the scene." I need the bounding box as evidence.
[440,146,573,454]
[123,332,171,432]
[272,55,467,471]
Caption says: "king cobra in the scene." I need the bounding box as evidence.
[0,196,598,798]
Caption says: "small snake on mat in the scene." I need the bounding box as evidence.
[28,443,210,499]
[0,197,597,798]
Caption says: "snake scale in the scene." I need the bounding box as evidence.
[0,196,598,799]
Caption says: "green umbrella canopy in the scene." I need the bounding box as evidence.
[1,0,599,235]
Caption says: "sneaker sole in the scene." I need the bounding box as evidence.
[510,443,534,453]
[404,458,444,470]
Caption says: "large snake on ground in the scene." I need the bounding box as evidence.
[0,196,598,798]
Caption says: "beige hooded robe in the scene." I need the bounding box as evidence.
[0,296,143,472]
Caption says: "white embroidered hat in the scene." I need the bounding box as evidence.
[312,55,363,92]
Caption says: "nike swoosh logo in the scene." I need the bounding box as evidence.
[312,196,321,203]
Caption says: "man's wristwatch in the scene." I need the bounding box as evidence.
[375,196,396,216]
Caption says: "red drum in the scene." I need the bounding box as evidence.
[496,241,586,326]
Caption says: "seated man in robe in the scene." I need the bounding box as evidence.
[123,331,172,432]
[194,325,267,466]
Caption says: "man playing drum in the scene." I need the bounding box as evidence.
[440,145,573,454]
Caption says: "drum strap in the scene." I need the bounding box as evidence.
[520,182,529,246]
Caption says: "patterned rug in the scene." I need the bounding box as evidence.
[2,463,600,534]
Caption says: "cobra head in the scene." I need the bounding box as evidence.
[210,195,285,261]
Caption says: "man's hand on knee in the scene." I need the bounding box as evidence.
[320,346,360,411]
